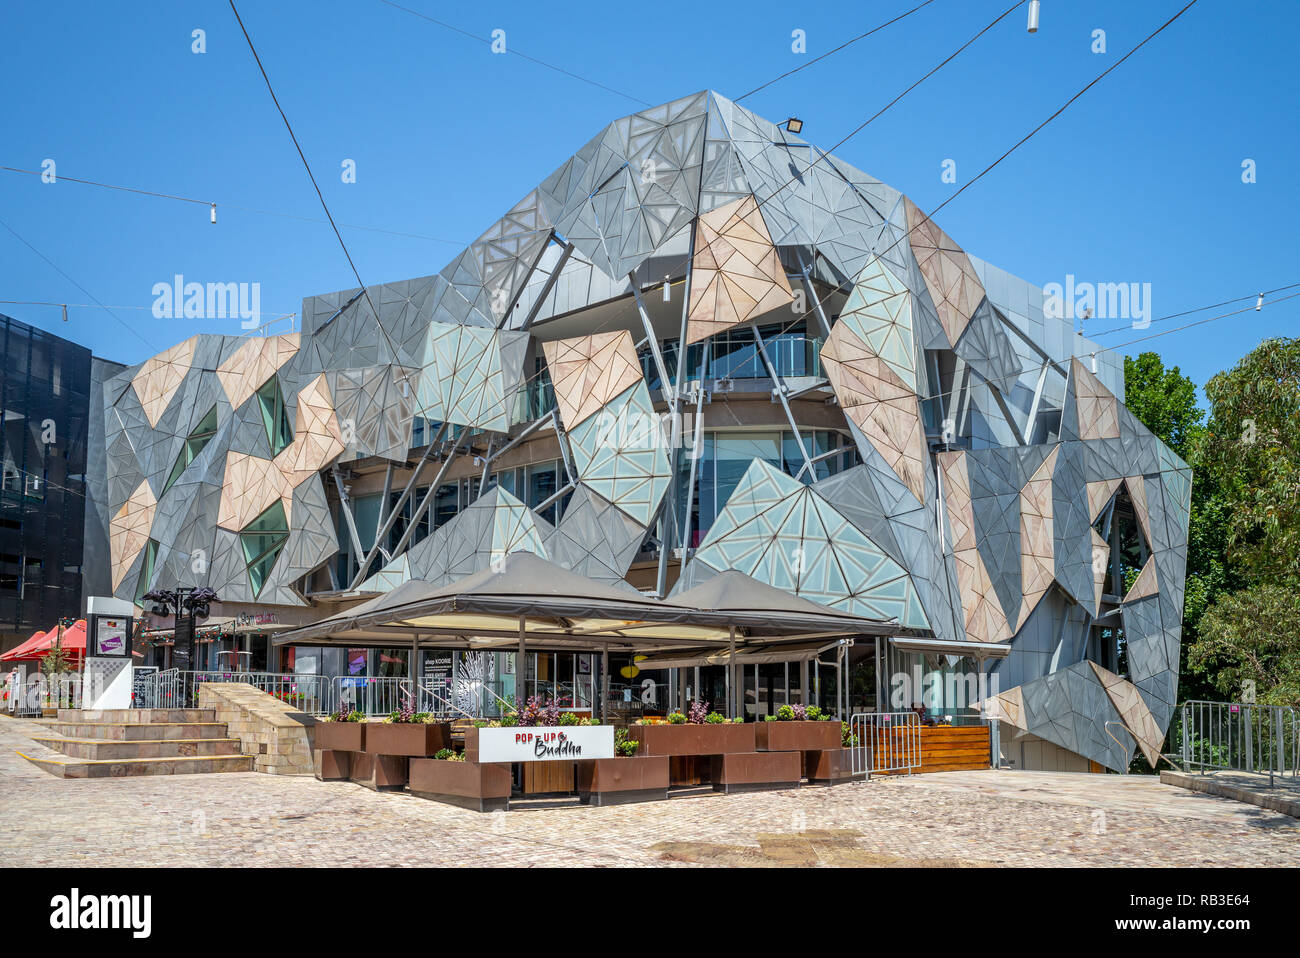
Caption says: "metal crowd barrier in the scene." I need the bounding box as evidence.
[136,670,335,715]
[848,711,922,776]
[1175,700,1299,787]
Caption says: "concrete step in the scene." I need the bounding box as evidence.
[17,750,254,778]
[32,736,243,760]
[38,722,233,741]
[57,708,216,724]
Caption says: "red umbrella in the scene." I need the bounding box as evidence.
[1,629,48,662]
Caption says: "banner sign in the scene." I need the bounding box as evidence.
[475,725,614,763]
[91,614,132,657]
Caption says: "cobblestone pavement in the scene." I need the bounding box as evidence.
[2,715,1297,867]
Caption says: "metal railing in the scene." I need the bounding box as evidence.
[848,711,922,776]
[136,670,334,714]
[333,676,412,717]
[4,672,81,714]
[416,682,476,721]
[1173,700,1299,787]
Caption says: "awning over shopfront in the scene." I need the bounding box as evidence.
[634,639,846,671]
[272,552,891,653]
[888,636,1011,660]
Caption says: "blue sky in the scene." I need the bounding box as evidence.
[1,0,1296,402]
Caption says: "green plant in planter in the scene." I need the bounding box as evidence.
[775,704,796,721]
[806,705,823,721]
[704,711,725,724]
[500,713,519,727]
[327,704,366,722]
[434,748,465,762]
[731,716,743,723]
[579,717,600,726]
[614,728,639,757]
[667,711,687,725]
[841,721,859,748]
[558,711,580,726]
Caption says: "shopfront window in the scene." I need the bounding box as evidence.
[376,648,408,678]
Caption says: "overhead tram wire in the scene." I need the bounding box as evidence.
[0,0,942,252]
[1083,282,1300,339]
[0,214,159,352]
[668,0,1207,381]
[0,165,467,247]
[376,0,652,107]
[530,0,1208,421]
[735,0,940,102]
[226,0,545,459]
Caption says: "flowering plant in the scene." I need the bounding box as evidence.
[384,695,432,724]
[687,700,709,724]
[515,696,561,727]
[327,703,366,723]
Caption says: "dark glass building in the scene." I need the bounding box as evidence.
[0,313,91,652]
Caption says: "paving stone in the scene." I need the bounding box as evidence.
[1,716,1296,867]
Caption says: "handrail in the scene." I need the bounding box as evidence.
[418,682,476,721]
[1103,720,1134,772]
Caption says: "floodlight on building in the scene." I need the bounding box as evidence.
[1027,0,1040,33]
[785,117,803,134]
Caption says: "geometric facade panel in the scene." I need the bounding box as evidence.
[542,330,644,430]
[566,382,670,527]
[821,257,927,503]
[685,194,794,345]
[903,199,984,346]
[689,459,928,628]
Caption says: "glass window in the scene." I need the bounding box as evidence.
[376,648,409,678]
[240,500,289,598]
[133,539,159,603]
[713,433,781,517]
[432,482,459,528]
[255,377,293,456]
[163,405,218,494]
[527,460,559,524]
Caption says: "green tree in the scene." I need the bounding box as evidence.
[1189,337,1300,705]
[1122,351,1223,703]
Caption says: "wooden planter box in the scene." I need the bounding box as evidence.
[315,748,352,781]
[710,751,802,793]
[576,756,669,806]
[409,759,511,812]
[364,722,451,757]
[631,722,755,757]
[347,750,409,790]
[755,720,841,752]
[314,720,366,752]
[803,747,859,786]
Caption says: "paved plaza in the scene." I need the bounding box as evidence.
[2,715,1297,868]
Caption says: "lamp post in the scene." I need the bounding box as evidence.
[142,587,218,672]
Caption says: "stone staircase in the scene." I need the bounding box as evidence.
[19,708,253,778]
